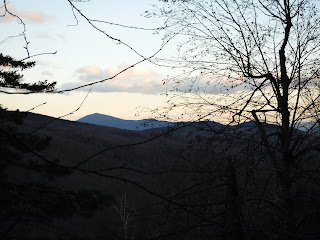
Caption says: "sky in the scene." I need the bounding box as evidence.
[0,0,173,121]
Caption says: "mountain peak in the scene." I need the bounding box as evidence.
[77,113,170,130]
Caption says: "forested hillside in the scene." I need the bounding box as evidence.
[1,111,320,239]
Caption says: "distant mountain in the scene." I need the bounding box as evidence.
[77,113,173,130]
[77,113,261,132]
[77,113,317,136]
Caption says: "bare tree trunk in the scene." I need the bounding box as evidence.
[224,158,244,240]
[277,7,295,237]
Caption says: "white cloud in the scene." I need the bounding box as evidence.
[42,71,54,76]
[75,66,105,81]
[20,10,51,23]
[0,3,51,23]
[65,64,250,95]
[60,64,165,94]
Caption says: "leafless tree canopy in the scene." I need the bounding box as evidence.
[149,0,320,238]
[153,0,320,126]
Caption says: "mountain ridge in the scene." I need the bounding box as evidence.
[77,113,259,132]
[77,113,173,130]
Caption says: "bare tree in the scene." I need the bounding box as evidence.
[147,0,320,238]
[113,192,136,240]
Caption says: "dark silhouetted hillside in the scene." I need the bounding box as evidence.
[1,112,319,240]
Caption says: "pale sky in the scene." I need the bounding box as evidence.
[0,0,172,120]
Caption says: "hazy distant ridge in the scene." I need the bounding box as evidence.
[77,113,172,130]
[78,113,315,134]
[77,113,259,131]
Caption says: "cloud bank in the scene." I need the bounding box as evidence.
[60,65,165,94]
